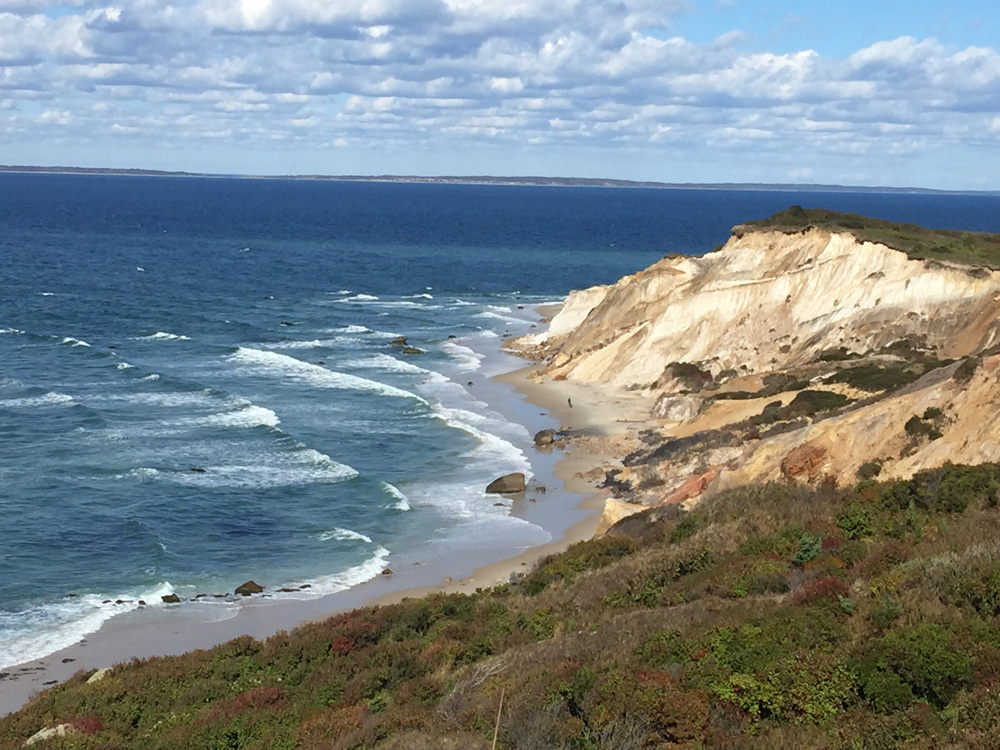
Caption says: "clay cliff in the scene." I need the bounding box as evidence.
[510,213,1000,529]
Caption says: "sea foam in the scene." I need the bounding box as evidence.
[381,481,411,511]
[289,546,390,596]
[0,581,177,671]
[230,348,428,404]
[136,332,192,342]
[317,528,373,544]
[441,341,485,372]
[0,391,75,408]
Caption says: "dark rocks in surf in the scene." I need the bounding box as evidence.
[388,336,408,346]
[161,593,181,604]
[381,568,393,576]
[235,580,264,597]
[533,429,558,446]
[486,472,526,494]
[280,321,297,326]
[402,347,424,355]
[189,467,206,473]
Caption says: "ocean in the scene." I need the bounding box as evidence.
[2,173,999,671]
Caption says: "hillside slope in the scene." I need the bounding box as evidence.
[510,212,1000,527]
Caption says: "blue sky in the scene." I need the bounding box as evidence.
[2,0,999,189]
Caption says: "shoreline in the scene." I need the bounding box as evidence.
[0,332,621,718]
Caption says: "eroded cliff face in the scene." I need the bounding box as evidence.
[519,228,1000,389]
[510,227,1000,530]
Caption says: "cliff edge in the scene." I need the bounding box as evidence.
[509,211,1000,528]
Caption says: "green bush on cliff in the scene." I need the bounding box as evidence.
[744,207,1000,268]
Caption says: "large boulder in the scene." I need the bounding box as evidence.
[235,580,264,597]
[86,668,112,685]
[486,473,526,494]
[25,724,77,746]
[652,395,702,422]
[161,593,181,604]
[533,429,557,446]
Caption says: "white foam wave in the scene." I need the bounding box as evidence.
[91,391,215,408]
[150,449,358,489]
[474,311,522,324]
[61,337,91,347]
[376,300,441,309]
[342,353,445,380]
[136,332,192,342]
[230,348,428,404]
[262,339,340,350]
[334,325,370,334]
[193,404,281,429]
[337,293,379,303]
[38,292,55,296]
[116,362,135,370]
[381,482,411,511]
[433,404,531,475]
[442,341,485,372]
[0,581,175,671]
[450,300,477,306]
[317,528,373,544]
[404,293,434,299]
[0,327,25,335]
[290,546,390,596]
[0,392,74,408]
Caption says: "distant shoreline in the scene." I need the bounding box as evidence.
[0,165,994,195]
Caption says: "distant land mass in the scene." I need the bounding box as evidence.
[0,164,996,195]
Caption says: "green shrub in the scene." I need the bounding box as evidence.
[954,357,981,383]
[863,671,915,714]
[522,535,638,595]
[869,597,902,631]
[837,502,874,540]
[877,624,972,708]
[784,390,851,418]
[830,364,919,393]
[857,460,883,481]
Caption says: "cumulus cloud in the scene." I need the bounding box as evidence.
[0,1,998,185]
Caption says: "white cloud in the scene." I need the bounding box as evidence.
[0,3,997,187]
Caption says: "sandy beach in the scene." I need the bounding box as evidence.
[0,327,632,718]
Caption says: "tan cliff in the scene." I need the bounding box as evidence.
[517,228,1000,389]
[510,225,1000,531]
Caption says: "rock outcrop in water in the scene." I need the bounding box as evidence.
[510,215,1000,528]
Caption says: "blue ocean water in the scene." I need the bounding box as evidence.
[1,174,999,669]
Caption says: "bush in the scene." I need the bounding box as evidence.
[877,624,972,708]
[954,357,981,383]
[857,460,883,481]
[522,536,638,595]
[784,390,851,418]
[837,502,874,540]
[829,364,920,393]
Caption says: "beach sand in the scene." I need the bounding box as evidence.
[0,337,631,718]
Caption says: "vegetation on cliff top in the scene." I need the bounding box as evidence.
[4,463,1000,748]
[741,206,1000,269]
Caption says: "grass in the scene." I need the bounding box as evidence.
[741,206,1000,269]
[4,464,1000,748]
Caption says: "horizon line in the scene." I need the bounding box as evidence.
[0,164,996,196]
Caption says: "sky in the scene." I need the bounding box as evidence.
[1,0,999,189]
